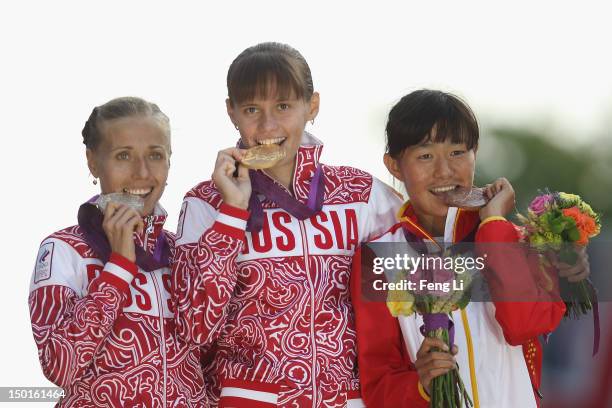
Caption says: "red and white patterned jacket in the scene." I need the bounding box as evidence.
[172,133,402,407]
[29,204,206,407]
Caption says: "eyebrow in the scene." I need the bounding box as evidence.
[111,146,133,151]
[110,145,167,151]
[238,97,295,106]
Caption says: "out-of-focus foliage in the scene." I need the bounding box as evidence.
[475,127,612,231]
[476,126,612,408]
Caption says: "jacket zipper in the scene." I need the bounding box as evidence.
[145,215,167,407]
[298,220,317,407]
[144,216,154,249]
[151,272,168,408]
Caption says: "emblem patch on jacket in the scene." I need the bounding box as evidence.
[34,242,54,283]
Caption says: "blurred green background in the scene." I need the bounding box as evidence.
[475,126,612,407]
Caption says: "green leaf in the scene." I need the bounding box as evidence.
[559,249,578,265]
[549,217,566,233]
[567,227,581,242]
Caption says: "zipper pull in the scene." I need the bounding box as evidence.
[146,217,155,234]
[144,216,154,248]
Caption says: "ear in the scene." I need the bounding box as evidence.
[307,92,320,121]
[86,149,98,178]
[226,98,237,127]
[383,153,404,181]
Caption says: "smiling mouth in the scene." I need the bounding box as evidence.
[122,187,153,198]
[429,185,460,196]
[257,137,286,146]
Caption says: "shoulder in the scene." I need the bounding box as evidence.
[184,180,223,210]
[322,164,373,204]
[43,226,96,259]
[32,226,95,290]
[369,221,405,243]
[163,229,176,247]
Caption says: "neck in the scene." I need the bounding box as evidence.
[264,161,296,193]
[415,213,446,238]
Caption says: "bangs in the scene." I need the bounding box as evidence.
[386,90,479,157]
[228,53,307,104]
[424,112,478,149]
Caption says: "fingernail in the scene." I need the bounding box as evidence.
[442,344,449,351]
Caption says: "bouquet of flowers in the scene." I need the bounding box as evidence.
[517,191,601,319]
[387,252,473,408]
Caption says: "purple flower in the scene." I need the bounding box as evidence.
[411,255,455,297]
[529,194,554,215]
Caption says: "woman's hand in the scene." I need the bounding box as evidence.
[212,147,252,210]
[549,245,591,282]
[414,337,458,395]
[102,202,144,263]
[479,177,516,220]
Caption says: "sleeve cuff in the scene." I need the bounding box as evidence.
[99,252,138,294]
[213,203,250,240]
[478,216,507,229]
[417,381,431,402]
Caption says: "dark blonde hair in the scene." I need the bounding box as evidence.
[227,42,314,105]
[82,96,170,151]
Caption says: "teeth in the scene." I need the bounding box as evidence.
[430,186,457,193]
[257,137,286,145]
[123,188,153,196]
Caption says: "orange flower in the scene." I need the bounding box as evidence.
[562,207,599,244]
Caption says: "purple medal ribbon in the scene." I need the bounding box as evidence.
[402,224,476,350]
[420,313,456,348]
[247,165,325,232]
[77,201,170,272]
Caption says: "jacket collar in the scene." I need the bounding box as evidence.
[291,132,324,202]
[87,195,168,254]
[398,201,480,244]
[134,203,168,253]
[241,131,323,204]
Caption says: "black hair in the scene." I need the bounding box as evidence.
[385,89,479,158]
[82,96,170,151]
[227,42,314,105]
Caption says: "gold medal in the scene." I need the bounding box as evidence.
[240,145,286,169]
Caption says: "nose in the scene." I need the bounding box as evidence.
[258,111,278,133]
[133,156,151,179]
[433,156,454,179]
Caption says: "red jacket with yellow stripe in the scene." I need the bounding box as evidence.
[351,202,566,408]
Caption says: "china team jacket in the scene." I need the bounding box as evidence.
[172,133,402,407]
[351,202,566,408]
[28,204,206,407]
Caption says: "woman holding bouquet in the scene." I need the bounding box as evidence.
[28,97,206,407]
[171,42,402,407]
[352,90,590,407]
